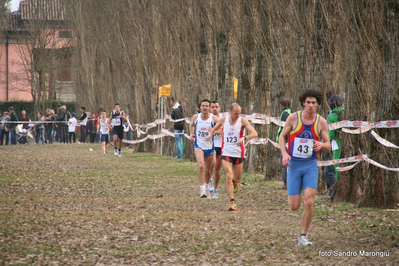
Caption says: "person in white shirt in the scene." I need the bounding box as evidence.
[68,112,78,143]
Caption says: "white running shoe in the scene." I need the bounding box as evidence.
[118,150,122,158]
[209,178,214,192]
[200,187,207,198]
[212,188,218,199]
[298,235,312,246]
[114,149,118,156]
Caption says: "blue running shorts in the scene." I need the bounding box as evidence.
[287,159,318,196]
[194,143,214,157]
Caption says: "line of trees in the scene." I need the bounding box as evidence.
[6,0,398,207]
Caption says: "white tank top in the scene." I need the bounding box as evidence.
[195,113,214,150]
[222,115,245,158]
[100,118,109,134]
[214,113,223,148]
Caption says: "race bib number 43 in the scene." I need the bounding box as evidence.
[293,138,313,158]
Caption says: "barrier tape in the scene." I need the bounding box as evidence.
[364,156,399,172]
[247,137,280,148]
[371,130,399,149]
[4,112,399,131]
[336,160,364,172]
[342,124,374,134]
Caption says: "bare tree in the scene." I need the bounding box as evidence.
[65,0,398,207]
[7,0,72,114]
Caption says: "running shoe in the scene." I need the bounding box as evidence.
[103,153,106,155]
[212,188,218,199]
[233,182,238,193]
[200,187,207,198]
[114,149,118,156]
[228,201,237,211]
[209,178,214,192]
[298,235,312,246]
[118,150,122,158]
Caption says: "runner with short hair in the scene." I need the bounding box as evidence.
[279,88,330,246]
[97,110,110,155]
[209,100,224,199]
[189,99,219,198]
[207,103,258,211]
[109,103,127,158]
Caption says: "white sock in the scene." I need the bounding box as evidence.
[200,185,206,190]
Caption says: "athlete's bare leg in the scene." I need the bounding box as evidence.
[301,188,316,235]
[213,154,222,188]
[118,138,123,150]
[288,195,301,211]
[194,148,206,186]
[113,134,118,147]
[223,160,234,199]
[288,188,316,236]
[102,141,107,154]
[232,163,243,184]
[224,160,244,200]
[204,154,215,185]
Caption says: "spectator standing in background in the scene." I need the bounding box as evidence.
[276,97,292,190]
[89,113,97,143]
[323,94,345,199]
[56,104,68,143]
[84,112,92,143]
[68,112,78,143]
[0,111,9,145]
[8,106,18,145]
[35,112,46,144]
[44,109,55,144]
[171,97,185,159]
[78,107,87,144]
[18,110,30,131]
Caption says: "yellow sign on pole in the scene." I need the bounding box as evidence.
[161,84,171,98]
[158,87,162,98]
[233,77,238,99]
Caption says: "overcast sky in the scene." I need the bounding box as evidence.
[7,0,22,12]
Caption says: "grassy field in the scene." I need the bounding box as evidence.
[0,143,398,265]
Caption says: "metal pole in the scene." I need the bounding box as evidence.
[161,96,164,155]
[157,93,160,155]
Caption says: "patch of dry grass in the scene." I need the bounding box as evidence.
[0,144,398,265]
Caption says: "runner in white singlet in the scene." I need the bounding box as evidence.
[207,103,257,211]
[97,110,109,155]
[189,99,219,198]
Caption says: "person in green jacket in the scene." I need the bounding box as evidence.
[8,106,19,145]
[276,97,291,189]
[323,94,344,198]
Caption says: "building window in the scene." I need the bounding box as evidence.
[59,31,72,39]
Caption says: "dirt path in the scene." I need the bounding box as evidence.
[0,144,397,265]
